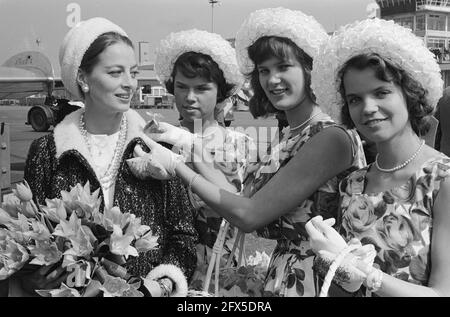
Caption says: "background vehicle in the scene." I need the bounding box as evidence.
[0,51,81,132]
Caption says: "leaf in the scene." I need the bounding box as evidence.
[286,273,296,288]
[295,279,304,296]
[237,266,250,275]
[294,268,305,281]
[41,283,81,297]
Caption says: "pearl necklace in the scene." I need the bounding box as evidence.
[375,140,425,173]
[79,112,128,189]
[290,111,323,132]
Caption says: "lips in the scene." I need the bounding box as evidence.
[183,105,199,111]
[364,118,386,127]
[115,93,131,100]
[269,88,287,96]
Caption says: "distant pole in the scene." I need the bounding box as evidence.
[209,0,219,32]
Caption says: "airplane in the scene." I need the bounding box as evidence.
[0,50,82,132]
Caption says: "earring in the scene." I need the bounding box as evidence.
[82,84,89,93]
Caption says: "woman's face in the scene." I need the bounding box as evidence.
[343,67,410,143]
[173,70,218,123]
[257,51,307,112]
[80,41,138,114]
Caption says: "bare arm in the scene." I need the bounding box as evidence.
[176,127,353,232]
[189,144,239,193]
[372,177,450,297]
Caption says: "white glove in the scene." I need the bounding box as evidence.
[145,121,195,151]
[306,216,376,293]
[144,264,188,297]
[126,134,184,180]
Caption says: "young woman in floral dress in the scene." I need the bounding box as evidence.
[308,18,450,296]
[138,8,366,297]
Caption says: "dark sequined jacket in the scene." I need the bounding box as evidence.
[24,109,198,280]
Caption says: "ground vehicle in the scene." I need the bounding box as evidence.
[139,85,175,109]
[26,97,82,132]
[0,51,81,132]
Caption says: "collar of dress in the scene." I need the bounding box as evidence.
[53,108,146,168]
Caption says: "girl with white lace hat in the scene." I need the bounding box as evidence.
[307,18,450,296]
[20,17,197,297]
[131,29,256,296]
[137,7,366,297]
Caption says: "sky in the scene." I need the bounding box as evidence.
[0,0,377,75]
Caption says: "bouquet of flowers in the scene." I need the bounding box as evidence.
[0,180,159,297]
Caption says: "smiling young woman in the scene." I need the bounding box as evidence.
[310,18,450,297]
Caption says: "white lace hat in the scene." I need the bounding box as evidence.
[311,18,443,122]
[155,29,244,91]
[234,7,329,75]
[59,17,128,99]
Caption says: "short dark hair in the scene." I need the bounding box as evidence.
[338,53,433,136]
[165,51,234,104]
[246,36,315,118]
[78,32,134,96]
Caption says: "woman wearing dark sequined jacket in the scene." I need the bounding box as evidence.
[15,17,197,297]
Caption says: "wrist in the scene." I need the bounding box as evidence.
[364,267,383,293]
[188,173,201,193]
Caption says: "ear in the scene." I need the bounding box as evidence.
[76,69,87,87]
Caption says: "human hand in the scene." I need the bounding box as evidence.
[306,216,347,255]
[306,216,376,293]
[127,134,184,180]
[145,121,194,150]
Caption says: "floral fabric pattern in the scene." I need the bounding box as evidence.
[243,115,367,297]
[339,155,450,290]
[188,129,256,294]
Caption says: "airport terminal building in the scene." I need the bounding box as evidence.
[376,0,450,86]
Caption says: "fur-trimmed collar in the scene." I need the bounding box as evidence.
[53,108,146,167]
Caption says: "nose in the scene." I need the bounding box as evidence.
[186,89,196,103]
[122,72,137,91]
[268,72,281,86]
[362,96,378,115]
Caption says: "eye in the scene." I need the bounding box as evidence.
[258,68,269,75]
[131,70,139,78]
[279,64,291,71]
[109,70,122,77]
[347,96,360,106]
[175,84,187,89]
[375,90,390,98]
[197,86,211,91]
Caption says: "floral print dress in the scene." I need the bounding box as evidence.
[339,155,450,294]
[243,115,367,297]
[188,129,256,294]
